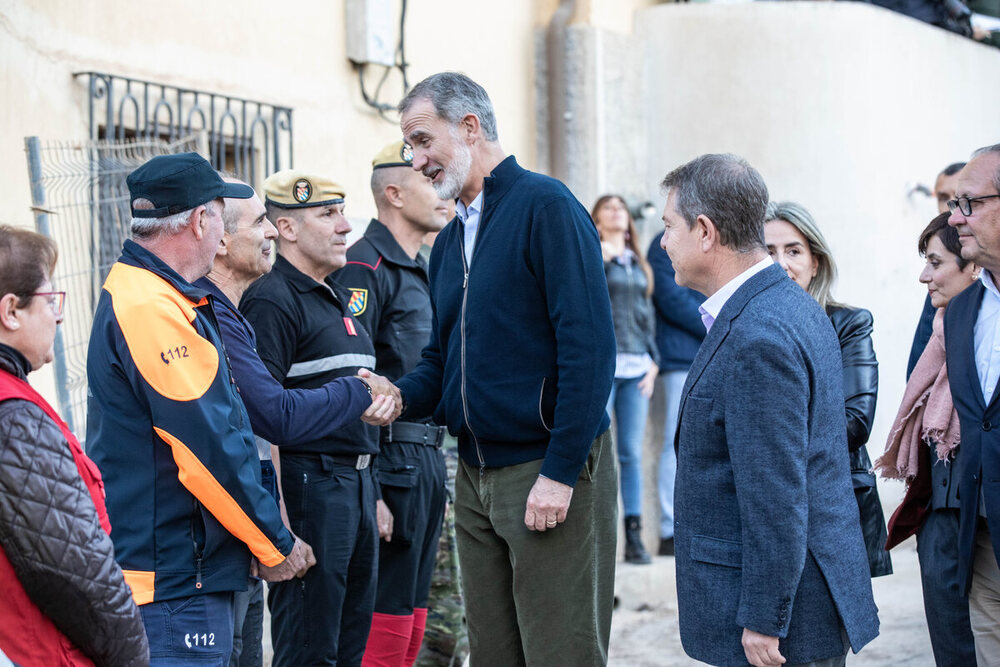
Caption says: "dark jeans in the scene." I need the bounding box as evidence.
[375,441,448,613]
[916,508,978,665]
[140,592,235,666]
[231,579,263,667]
[454,430,618,666]
[269,454,379,666]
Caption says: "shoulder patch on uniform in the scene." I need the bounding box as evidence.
[103,263,220,402]
[347,288,368,316]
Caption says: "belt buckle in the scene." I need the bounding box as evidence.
[356,454,371,470]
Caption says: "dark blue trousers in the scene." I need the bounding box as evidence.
[141,592,235,666]
[269,454,378,666]
[916,509,978,665]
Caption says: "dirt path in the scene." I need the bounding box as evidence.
[609,537,933,666]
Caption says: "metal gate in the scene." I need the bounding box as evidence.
[24,134,202,437]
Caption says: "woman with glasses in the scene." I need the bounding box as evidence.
[0,226,148,666]
[764,201,893,579]
[876,212,979,665]
[591,194,659,564]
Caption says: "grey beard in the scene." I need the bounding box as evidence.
[434,144,472,200]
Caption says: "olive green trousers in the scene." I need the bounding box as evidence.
[454,429,618,667]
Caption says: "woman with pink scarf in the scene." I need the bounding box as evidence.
[877,212,979,665]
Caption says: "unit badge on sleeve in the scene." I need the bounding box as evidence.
[347,288,368,316]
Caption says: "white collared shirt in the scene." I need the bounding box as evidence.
[974,269,1000,403]
[698,257,774,332]
[455,190,484,267]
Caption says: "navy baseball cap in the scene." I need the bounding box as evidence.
[127,152,254,218]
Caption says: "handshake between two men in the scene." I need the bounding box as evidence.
[253,367,406,583]
[357,368,405,427]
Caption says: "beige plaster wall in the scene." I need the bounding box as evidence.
[0,0,542,234]
[1,0,553,412]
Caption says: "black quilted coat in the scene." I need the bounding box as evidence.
[0,344,149,665]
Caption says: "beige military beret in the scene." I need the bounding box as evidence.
[371,140,414,170]
[263,169,345,208]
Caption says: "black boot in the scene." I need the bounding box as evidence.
[624,515,652,564]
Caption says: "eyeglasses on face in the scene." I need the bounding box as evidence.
[33,291,66,316]
[947,194,1000,216]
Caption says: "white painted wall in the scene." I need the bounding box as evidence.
[639,1,1000,473]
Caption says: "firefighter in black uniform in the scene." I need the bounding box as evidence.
[241,170,399,667]
[335,141,451,666]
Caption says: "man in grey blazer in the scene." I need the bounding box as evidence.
[660,154,879,667]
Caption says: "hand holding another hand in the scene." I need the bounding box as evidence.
[357,369,403,423]
[361,394,397,426]
[257,536,316,582]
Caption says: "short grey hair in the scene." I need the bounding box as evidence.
[765,200,841,310]
[130,198,221,239]
[660,153,769,253]
[216,171,244,234]
[972,143,1000,194]
[398,72,498,142]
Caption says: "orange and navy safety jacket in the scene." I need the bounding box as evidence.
[86,240,294,605]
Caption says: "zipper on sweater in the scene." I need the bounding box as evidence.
[457,229,485,471]
[191,500,205,590]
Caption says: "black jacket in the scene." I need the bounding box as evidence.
[828,306,892,578]
[828,307,878,452]
[0,344,148,665]
[336,218,434,383]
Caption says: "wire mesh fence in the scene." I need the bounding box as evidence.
[25,134,203,438]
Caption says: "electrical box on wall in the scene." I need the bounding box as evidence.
[346,0,395,67]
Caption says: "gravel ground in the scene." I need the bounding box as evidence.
[263,534,933,666]
[609,536,934,666]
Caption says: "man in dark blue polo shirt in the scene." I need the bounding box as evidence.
[241,171,399,666]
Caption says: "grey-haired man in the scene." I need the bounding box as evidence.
[394,72,617,666]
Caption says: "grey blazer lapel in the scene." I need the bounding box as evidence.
[675,263,784,447]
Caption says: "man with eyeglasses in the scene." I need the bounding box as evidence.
[942,143,1000,664]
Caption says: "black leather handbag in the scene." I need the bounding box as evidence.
[850,446,893,577]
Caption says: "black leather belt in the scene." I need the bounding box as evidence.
[382,421,446,447]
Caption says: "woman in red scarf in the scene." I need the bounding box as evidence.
[0,226,148,666]
[876,212,979,665]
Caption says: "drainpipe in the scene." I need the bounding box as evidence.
[546,0,576,184]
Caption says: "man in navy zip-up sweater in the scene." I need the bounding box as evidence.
[396,72,617,666]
